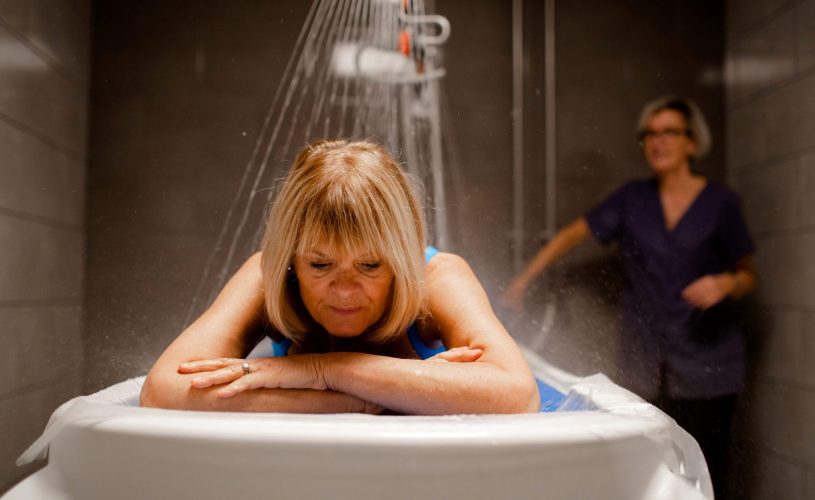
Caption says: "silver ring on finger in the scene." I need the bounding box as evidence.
[241,362,251,375]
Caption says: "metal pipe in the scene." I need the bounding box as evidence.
[511,0,524,271]
[398,13,451,45]
[544,0,556,239]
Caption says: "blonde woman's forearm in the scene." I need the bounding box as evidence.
[322,352,539,415]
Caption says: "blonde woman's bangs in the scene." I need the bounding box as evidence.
[295,183,390,262]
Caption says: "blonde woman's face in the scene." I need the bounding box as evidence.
[294,243,394,337]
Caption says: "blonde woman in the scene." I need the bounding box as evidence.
[142,139,540,415]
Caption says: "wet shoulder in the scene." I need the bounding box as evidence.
[425,250,468,275]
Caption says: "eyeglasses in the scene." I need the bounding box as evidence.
[638,128,689,144]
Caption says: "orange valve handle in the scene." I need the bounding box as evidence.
[399,31,411,56]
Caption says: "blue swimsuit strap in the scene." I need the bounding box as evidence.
[409,246,446,359]
[407,322,446,360]
[272,337,293,357]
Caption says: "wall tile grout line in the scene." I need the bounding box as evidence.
[728,62,815,111]
[752,223,815,240]
[734,441,815,476]
[759,303,815,314]
[726,0,804,45]
[728,145,815,178]
[759,443,815,474]
[729,155,800,178]
[0,16,88,89]
[756,375,815,393]
[0,112,86,162]
[0,206,84,233]
[0,298,81,308]
[751,301,815,314]
[0,370,82,404]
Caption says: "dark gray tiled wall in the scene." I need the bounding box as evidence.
[0,0,89,492]
[727,0,815,498]
[84,0,314,390]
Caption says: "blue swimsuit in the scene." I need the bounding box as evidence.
[272,323,442,358]
[271,246,565,412]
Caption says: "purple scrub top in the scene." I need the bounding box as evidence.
[585,178,755,399]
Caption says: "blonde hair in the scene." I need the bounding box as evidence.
[260,139,427,345]
[636,95,712,161]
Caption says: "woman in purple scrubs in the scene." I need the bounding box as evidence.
[504,96,756,500]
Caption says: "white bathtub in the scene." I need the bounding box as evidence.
[4,348,712,500]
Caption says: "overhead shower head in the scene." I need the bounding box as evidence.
[330,42,446,83]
